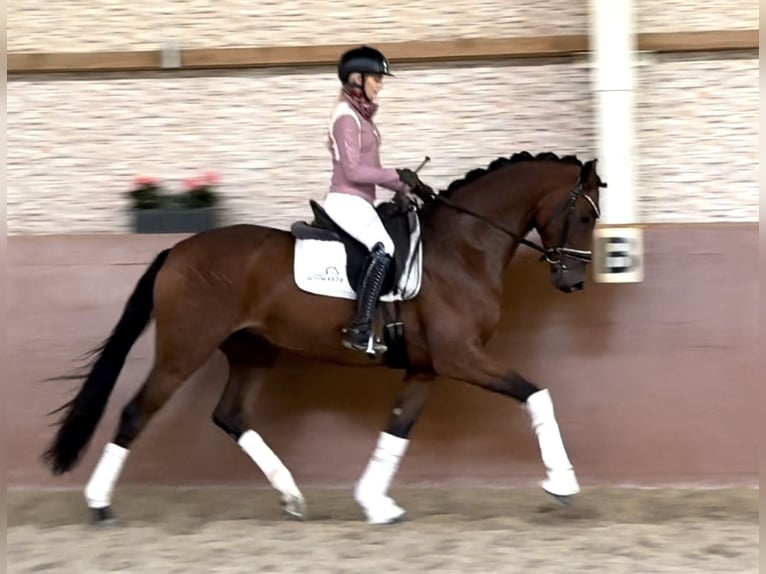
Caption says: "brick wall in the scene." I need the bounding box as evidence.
[8,0,756,52]
[9,0,588,52]
[7,1,758,233]
[636,51,757,222]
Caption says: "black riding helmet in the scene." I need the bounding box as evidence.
[337,46,394,85]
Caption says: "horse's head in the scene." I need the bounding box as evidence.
[532,159,605,293]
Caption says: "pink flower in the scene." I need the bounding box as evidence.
[200,170,220,186]
[133,175,157,186]
[182,177,202,191]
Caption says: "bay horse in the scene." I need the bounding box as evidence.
[42,151,605,525]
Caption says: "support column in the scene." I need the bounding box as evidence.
[589,0,644,283]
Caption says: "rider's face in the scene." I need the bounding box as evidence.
[363,74,384,101]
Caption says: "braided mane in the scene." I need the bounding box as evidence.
[440,151,586,197]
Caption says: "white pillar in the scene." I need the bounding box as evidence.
[589,0,644,283]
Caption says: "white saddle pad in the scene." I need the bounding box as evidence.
[293,218,423,301]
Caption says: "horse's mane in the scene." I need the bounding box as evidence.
[440,151,586,197]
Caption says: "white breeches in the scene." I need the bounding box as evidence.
[323,192,395,256]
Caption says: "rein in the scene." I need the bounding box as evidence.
[421,183,598,265]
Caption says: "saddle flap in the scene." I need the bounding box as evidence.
[290,200,346,242]
[290,221,341,242]
[309,200,339,231]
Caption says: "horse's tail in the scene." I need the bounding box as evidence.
[42,248,172,475]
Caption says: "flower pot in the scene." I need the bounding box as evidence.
[132,207,219,234]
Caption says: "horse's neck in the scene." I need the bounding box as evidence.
[423,164,560,297]
[433,164,550,252]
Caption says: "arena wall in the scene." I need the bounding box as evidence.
[7,224,757,489]
[7,1,758,491]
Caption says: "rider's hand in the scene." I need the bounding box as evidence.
[396,168,421,189]
[397,168,435,203]
[411,184,435,203]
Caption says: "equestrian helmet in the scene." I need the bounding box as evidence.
[337,46,394,84]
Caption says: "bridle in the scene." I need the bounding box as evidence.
[417,175,601,269]
[538,179,601,268]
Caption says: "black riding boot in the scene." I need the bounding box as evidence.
[342,243,392,356]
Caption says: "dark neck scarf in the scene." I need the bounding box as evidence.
[342,84,378,121]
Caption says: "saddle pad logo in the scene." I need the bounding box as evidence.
[310,266,345,283]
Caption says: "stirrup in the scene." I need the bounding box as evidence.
[342,328,387,357]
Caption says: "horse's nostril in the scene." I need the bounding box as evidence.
[571,280,585,291]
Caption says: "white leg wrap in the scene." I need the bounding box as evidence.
[238,430,300,497]
[525,389,580,496]
[354,432,409,524]
[84,443,129,509]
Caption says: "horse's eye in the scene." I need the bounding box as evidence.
[580,215,592,224]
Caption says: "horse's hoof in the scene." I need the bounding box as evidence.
[367,510,407,525]
[545,491,573,508]
[282,493,307,520]
[91,506,117,526]
[382,511,408,525]
[358,497,407,525]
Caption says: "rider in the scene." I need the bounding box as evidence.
[323,45,422,355]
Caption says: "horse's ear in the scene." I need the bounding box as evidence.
[581,159,607,188]
[591,159,608,188]
[579,159,595,182]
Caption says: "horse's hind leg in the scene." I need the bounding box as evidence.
[213,332,306,520]
[84,363,201,524]
[84,325,230,524]
[354,372,433,524]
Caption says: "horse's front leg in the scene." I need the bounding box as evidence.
[354,372,433,524]
[432,339,580,502]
